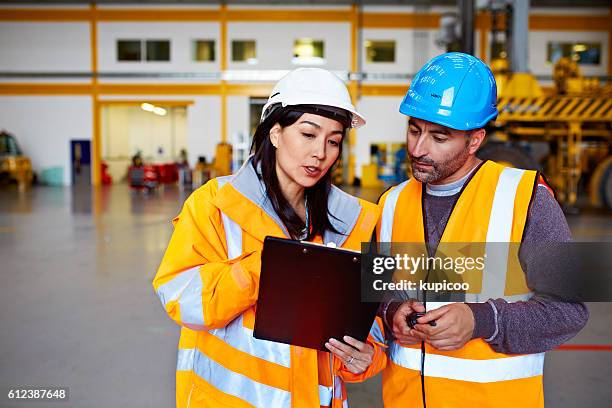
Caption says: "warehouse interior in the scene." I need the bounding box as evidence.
[0,0,611,407]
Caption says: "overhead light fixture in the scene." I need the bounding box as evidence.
[141,102,155,112]
[153,107,167,116]
[573,44,587,52]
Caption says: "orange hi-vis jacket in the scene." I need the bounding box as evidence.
[378,161,547,408]
[153,160,387,408]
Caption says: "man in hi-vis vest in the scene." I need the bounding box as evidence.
[377,53,588,407]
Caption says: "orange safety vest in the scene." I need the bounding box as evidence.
[153,160,386,408]
[378,160,546,408]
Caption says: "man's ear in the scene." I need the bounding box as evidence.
[269,124,281,148]
[468,128,486,155]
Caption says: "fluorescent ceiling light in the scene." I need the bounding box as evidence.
[153,107,167,116]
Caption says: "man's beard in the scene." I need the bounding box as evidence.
[410,141,471,184]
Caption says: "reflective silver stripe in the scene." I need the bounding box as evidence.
[481,167,526,301]
[177,348,291,408]
[369,319,385,344]
[209,314,291,368]
[390,342,544,383]
[221,211,243,260]
[319,385,333,406]
[379,180,410,243]
[156,266,204,327]
[216,210,292,367]
[333,375,343,400]
[177,347,196,371]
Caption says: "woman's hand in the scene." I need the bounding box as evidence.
[325,336,374,374]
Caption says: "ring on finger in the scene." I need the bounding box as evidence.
[347,356,355,365]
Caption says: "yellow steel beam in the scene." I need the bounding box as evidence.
[0,83,93,95]
[360,84,408,96]
[220,4,227,144]
[347,3,360,186]
[90,3,101,187]
[97,99,194,106]
[226,9,351,22]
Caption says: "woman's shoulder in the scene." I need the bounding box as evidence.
[189,176,233,202]
[328,185,379,215]
[181,176,236,218]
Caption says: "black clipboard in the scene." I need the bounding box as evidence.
[253,236,379,351]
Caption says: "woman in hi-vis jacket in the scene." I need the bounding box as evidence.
[153,68,387,408]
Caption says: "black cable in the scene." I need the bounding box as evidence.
[420,266,430,408]
[420,340,427,408]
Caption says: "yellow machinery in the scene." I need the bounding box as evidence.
[0,131,33,191]
[483,58,612,209]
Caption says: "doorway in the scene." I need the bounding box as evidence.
[71,140,91,187]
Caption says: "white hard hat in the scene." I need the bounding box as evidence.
[261,68,366,128]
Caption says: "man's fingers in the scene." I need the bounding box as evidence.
[417,306,448,324]
[422,325,454,340]
[428,337,460,350]
[410,300,426,313]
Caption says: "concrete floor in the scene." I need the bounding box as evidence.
[0,184,610,407]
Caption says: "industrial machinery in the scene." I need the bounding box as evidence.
[486,60,612,209]
[474,1,612,210]
[0,130,33,190]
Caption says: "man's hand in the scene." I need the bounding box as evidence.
[412,303,475,351]
[391,300,427,345]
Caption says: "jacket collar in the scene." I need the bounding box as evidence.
[212,158,362,247]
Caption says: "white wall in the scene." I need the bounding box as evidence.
[355,96,406,178]
[0,22,90,72]
[529,30,609,77]
[360,28,447,82]
[98,22,220,82]
[227,22,351,71]
[0,96,92,186]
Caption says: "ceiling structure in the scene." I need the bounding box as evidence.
[0,0,610,8]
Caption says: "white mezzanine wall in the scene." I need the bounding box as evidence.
[0,22,91,73]
[97,22,221,82]
[360,28,448,83]
[529,30,609,78]
[0,96,92,186]
[355,96,407,178]
[226,22,351,72]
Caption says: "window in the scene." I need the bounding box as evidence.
[547,42,601,65]
[193,40,215,62]
[146,40,170,61]
[365,40,396,63]
[292,38,325,65]
[116,39,170,62]
[232,40,257,64]
[117,40,142,61]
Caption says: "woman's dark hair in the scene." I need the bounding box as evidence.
[251,106,348,240]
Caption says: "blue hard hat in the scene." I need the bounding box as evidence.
[399,52,498,131]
